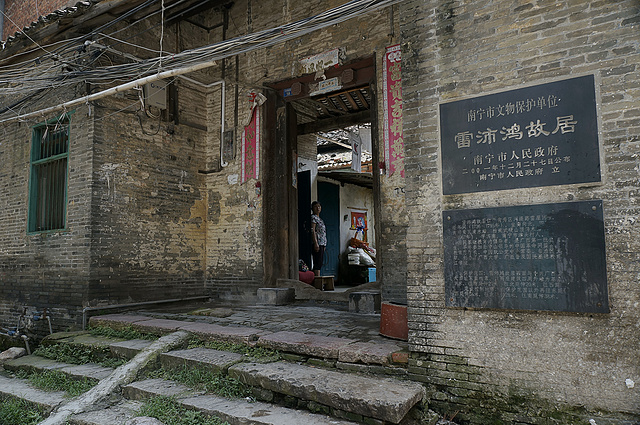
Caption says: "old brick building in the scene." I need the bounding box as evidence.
[0,0,638,423]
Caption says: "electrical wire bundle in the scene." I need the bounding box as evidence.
[0,0,404,123]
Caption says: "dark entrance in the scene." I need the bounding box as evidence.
[264,56,381,288]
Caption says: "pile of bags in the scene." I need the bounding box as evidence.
[347,237,376,266]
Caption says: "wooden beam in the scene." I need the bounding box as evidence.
[269,56,374,102]
[344,92,359,110]
[354,89,369,109]
[314,98,347,116]
[332,95,349,112]
[297,110,370,135]
[71,0,148,26]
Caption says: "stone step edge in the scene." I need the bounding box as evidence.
[123,378,361,425]
[3,354,114,383]
[41,330,157,362]
[67,400,142,425]
[228,361,425,424]
[88,314,409,367]
[0,373,66,414]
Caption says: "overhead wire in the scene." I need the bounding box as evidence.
[0,0,192,72]
[0,0,404,123]
[0,0,155,77]
[0,0,203,96]
[0,6,54,58]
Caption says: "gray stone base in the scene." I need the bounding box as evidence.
[257,288,295,305]
[349,292,381,314]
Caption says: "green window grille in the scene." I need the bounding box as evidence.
[28,117,69,232]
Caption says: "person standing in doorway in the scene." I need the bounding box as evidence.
[310,201,327,276]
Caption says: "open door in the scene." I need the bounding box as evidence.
[297,170,312,269]
[317,181,340,277]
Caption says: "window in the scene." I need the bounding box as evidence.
[28,117,69,232]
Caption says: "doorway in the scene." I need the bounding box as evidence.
[265,56,380,289]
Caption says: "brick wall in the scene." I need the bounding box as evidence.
[0,0,409,322]
[88,90,208,305]
[0,89,93,333]
[202,0,407,300]
[399,0,639,422]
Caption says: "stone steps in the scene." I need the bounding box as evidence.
[91,314,407,367]
[41,330,127,349]
[159,347,245,372]
[67,400,142,425]
[0,373,66,413]
[41,330,156,361]
[110,339,155,359]
[3,354,114,383]
[229,361,424,424]
[0,319,425,424]
[155,346,424,424]
[124,378,361,425]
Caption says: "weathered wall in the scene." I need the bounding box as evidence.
[211,0,406,299]
[0,98,94,333]
[1,0,404,327]
[88,87,208,305]
[201,44,265,300]
[400,0,639,422]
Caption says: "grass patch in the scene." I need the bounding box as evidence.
[148,365,251,399]
[188,339,281,363]
[0,397,45,425]
[89,325,158,341]
[138,396,230,425]
[15,370,96,397]
[33,343,126,368]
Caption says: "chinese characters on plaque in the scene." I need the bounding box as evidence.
[242,105,260,183]
[383,44,404,177]
[443,201,608,313]
[439,76,608,313]
[440,75,601,195]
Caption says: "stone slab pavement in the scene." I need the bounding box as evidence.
[123,302,406,348]
[89,302,408,365]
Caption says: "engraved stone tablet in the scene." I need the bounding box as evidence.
[440,75,601,195]
[443,200,608,313]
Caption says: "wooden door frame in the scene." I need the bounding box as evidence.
[263,55,379,287]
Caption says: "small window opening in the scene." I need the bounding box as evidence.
[28,117,69,232]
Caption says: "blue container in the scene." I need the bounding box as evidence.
[368,267,376,282]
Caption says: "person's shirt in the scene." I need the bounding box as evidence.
[311,214,327,246]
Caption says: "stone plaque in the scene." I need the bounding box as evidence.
[443,200,608,313]
[440,75,601,195]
